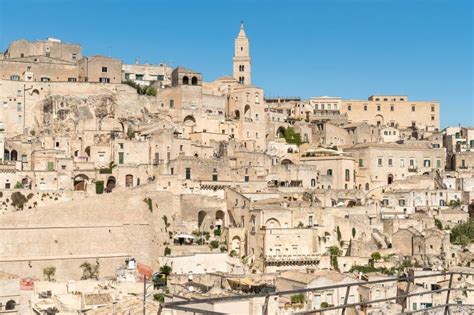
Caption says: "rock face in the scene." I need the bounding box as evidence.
[36,94,117,135]
[0,185,175,280]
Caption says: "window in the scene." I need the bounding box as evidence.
[10,75,20,81]
[358,159,363,167]
[41,77,51,82]
[348,105,352,111]
[72,53,77,60]
[399,199,406,206]
[412,105,416,112]
[345,169,350,181]
[327,169,333,176]
[185,167,191,180]
[212,174,218,181]
[136,74,144,80]
[118,152,124,164]
[400,158,405,167]
[244,175,249,182]
[99,77,110,83]
[364,105,367,111]
[431,106,435,112]
[308,215,313,226]
[47,162,54,171]
[424,159,431,167]
[377,105,381,111]
[388,158,393,166]
[410,159,415,167]
[101,67,108,72]
[436,159,441,168]
[170,100,174,108]
[378,158,383,166]
[68,77,77,82]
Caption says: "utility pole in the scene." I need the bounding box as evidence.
[143,275,146,315]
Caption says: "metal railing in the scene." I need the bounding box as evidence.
[160,271,474,315]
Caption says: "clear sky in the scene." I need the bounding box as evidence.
[0,0,472,127]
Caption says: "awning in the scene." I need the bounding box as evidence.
[174,234,195,240]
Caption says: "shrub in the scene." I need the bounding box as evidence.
[291,293,305,304]
[11,192,28,210]
[320,302,329,308]
[210,240,219,249]
[153,293,165,303]
[14,182,24,189]
[213,228,221,236]
[336,226,342,241]
[95,181,104,194]
[283,127,301,146]
[164,247,171,256]
[450,219,473,246]
[144,197,153,212]
[434,218,443,230]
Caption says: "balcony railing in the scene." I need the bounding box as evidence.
[161,271,474,315]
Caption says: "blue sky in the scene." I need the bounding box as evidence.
[0,0,472,127]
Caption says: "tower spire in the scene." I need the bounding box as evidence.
[233,22,251,85]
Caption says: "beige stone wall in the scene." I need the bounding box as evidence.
[340,97,440,130]
[5,39,82,62]
[78,56,122,84]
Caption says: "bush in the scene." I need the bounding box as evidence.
[95,181,104,194]
[153,293,165,303]
[144,197,153,212]
[213,228,221,236]
[320,302,329,308]
[11,192,28,210]
[291,293,305,304]
[435,218,443,230]
[282,127,301,146]
[164,247,171,256]
[210,240,219,249]
[450,219,473,246]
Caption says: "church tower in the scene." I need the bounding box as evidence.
[233,21,251,85]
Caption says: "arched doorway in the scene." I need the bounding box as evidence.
[6,300,16,310]
[125,174,133,187]
[281,159,293,165]
[4,149,10,161]
[106,176,116,192]
[182,76,189,85]
[375,114,384,127]
[191,76,198,85]
[198,210,207,228]
[234,110,240,120]
[21,177,31,189]
[265,218,281,229]
[215,210,225,229]
[74,174,89,191]
[276,127,286,138]
[244,105,251,119]
[387,174,394,185]
[231,236,241,256]
[10,150,18,161]
[183,115,196,125]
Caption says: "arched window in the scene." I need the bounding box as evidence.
[10,150,18,161]
[311,179,316,187]
[365,183,370,191]
[191,76,198,85]
[6,300,16,310]
[182,76,189,85]
[240,65,245,72]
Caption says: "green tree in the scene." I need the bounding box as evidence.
[210,240,219,249]
[80,262,99,280]
[282,127,302,146]
[95,181,104,194]
[449,199,462,208]
[159,264,172,276]
[434,218,443,230]
[371,252,382,266]
[336,226,342,241]
[43,266,56,281]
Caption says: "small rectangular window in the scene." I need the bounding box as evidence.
[68,77,77,82]
[170,100,174,108]
[102,67,108,72]
[378,158,383,166]
[185,167,191,180]
[347,105,351,111]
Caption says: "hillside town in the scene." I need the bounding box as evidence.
[0,23,472,314]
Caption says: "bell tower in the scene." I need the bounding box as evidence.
[233,21,251,85]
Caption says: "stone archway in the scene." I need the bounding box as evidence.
[198,210,207,228]
[106,176,116,192]
[387,174,394,185]
[231,236,241,256]
[215,210,225,229]
[74,174,89,191]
